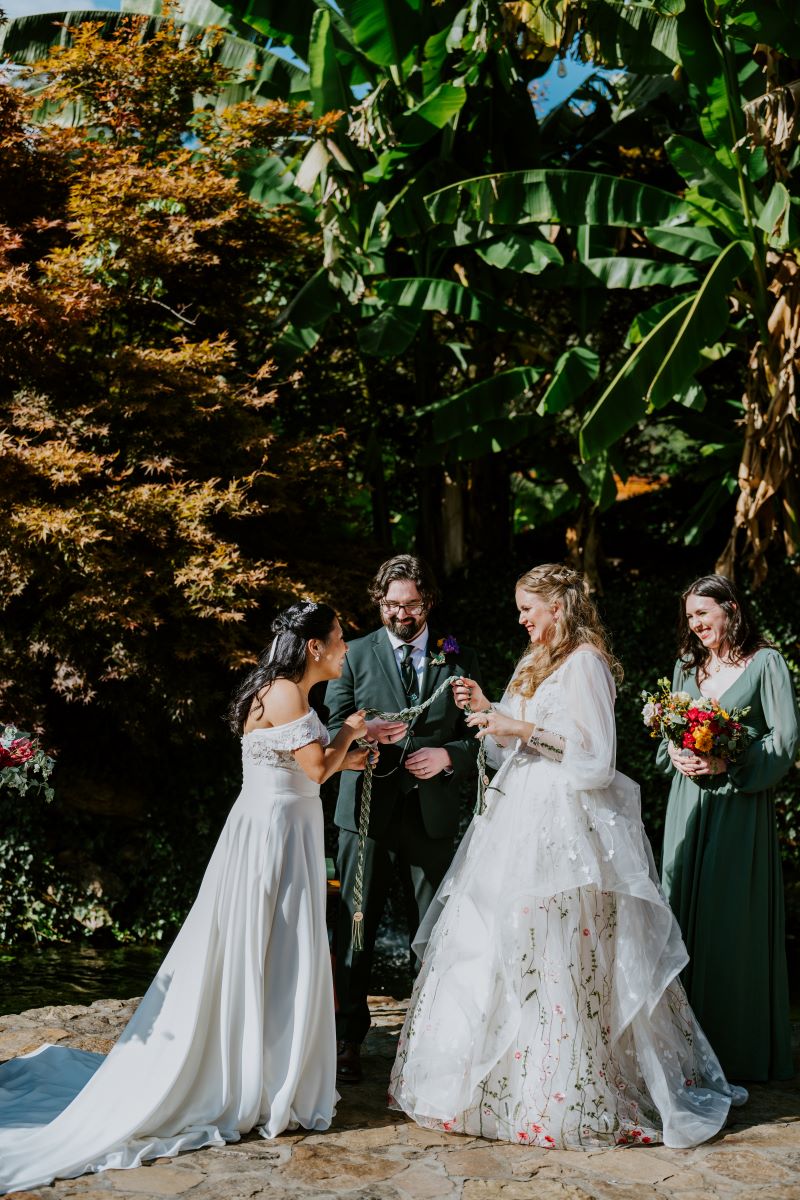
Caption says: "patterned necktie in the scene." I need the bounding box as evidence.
[399,644,419,704]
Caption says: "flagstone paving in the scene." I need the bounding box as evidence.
[2,996,798,1200]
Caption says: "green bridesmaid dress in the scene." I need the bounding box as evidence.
[659,647,798,1081]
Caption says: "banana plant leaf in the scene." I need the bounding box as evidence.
[417,413,540,465]
[581,0,682,74]
[426,169,690,230]
[357,307,422,355]
[665,134,743,212]
[538,346,600,415]
[580,239,753,456]
[580,294,694,457]
[644,239,753,409]
[376,277,532,333]
[534,257,700,289]
[417,366,543,445]
[348,0,422,68]
[644,223,727,262]
[308,8,350,115]
[474,233,563,274]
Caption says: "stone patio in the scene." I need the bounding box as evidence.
[1,997,798,1200]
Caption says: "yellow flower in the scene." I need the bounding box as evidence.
[720,709,729,720]
[693,726,714,753]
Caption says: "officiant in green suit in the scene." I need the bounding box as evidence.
[326,555,483,1083]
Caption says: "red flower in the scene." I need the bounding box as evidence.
[582,928,590,936]
[641,1136,652,1144]
[531,1123,543,1134]
[3,738,34,766]
[517,1131,530,1142]
[544,1135,555,1144]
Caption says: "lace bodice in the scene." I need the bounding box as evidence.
[242,710,329,771]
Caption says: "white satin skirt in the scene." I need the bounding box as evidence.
[0,766,336,1193]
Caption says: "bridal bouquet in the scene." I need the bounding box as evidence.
[0,724,56,800]
[641,678,750,762]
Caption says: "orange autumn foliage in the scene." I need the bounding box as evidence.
[0,15,349,744]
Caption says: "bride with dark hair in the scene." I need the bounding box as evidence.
[0,601,370,1194]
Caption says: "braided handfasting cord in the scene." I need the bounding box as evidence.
[349,675,487,951]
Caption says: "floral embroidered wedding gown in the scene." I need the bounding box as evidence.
[0,711,337,1194]
[389,651,746,1149]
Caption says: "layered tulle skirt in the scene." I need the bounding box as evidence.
[389,752,746,1148]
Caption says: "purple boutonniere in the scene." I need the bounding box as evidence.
[428,634,460,666]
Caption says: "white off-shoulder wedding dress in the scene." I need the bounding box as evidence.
[389,651,747,1149]
[0,711,337,1194]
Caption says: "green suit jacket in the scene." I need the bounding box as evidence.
[326,627,482,841]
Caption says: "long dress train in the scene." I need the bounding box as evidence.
[389,651,747,1149]
[0,711,337,1194]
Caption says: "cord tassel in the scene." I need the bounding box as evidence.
[350,676,461,953]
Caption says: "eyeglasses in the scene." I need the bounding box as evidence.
[380,600,426,615]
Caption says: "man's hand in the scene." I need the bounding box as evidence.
[365,718,409,745]
[405,747,452,780]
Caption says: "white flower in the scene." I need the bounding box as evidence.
[675,691,692,704]
[642,701,658,725]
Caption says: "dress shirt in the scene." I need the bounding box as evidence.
[384,625,452,775]
[386,625,429,698]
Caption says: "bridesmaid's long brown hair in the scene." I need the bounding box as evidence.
[678,574,771,679]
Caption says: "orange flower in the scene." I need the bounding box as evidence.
[693,725,714,753]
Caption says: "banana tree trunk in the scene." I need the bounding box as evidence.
[566,501,603,593]
[465,453,513,564]
[717,254,800,585]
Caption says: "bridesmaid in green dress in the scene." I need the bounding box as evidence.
[659,574,798,1081]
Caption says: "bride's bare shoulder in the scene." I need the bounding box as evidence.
[245,679,307,732]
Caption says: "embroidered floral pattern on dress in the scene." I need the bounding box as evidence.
[389,650,744,1149]
[242,711,329,771]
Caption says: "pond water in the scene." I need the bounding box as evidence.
[0,931,414,1017]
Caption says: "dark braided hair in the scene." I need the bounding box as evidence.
[228,600,337,734]
[677,574,771,679]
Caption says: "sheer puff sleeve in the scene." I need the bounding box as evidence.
[530,650,617,791]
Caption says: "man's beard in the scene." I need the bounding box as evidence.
[385,614,426,642]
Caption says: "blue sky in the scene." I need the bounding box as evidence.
[537,56,611,114]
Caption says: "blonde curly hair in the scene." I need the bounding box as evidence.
[509,563,623,699]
